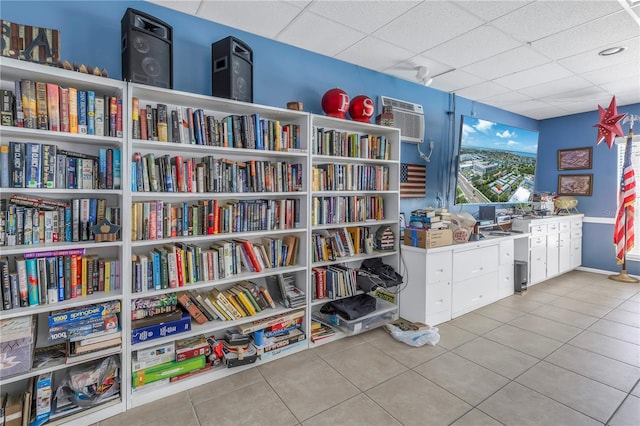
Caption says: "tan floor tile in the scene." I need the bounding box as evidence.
[587,318,640,345]
[322,342,408,390]
[108,392,198,426]
[569,290,628,308]
[453,337,538,379]
[583,284,639,300]
[495,295,544,313]
[366,328,447,368]
[434,323,476,350]
[311,333,367,359]
[569,330,640,367]
[478,382,601,426]
[450,312,502,335]
[258,348,323,381]
[414,352,509,406]
[301,394,401,426]
[609,395,640,426]
[604,308,640,327]
[529,281,573,296]
[516,361,626,422]
[617,299,640,313]
[451,408,504,426]
[484,324,564,359]
[474,304,526,322]
[266,358,359,421]
[520,290,559,304]
[367,371,471,426]
[550,296,612,317]
[193,381,297,425]
[189,367,265,405]
[508,313,582,342]
[632,382,640,397]
[545,344,640,392]
[531,304,599,329]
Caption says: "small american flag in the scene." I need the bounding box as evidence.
[400,163,426,199]
[614,128,636,264]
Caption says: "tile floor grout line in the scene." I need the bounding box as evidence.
[255,366,302,424]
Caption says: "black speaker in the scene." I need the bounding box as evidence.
[121,8,173,89]
[514,260,528,293]
[211,36,253,103]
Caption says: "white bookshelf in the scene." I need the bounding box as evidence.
[0,57,126,424]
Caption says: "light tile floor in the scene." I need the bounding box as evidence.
[102,270,640,425]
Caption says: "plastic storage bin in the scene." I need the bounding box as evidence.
[318,298,398,336]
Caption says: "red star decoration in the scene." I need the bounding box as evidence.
[594,96,626,149]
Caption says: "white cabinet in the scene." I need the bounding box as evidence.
[512,215,583,286]
[400,234,526,325]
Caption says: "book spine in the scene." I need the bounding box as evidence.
[68,87,78,133]
[25,142,42,189]
[87,90,95,135]
[131,97,140,139]
[35,81,49,130]
[14,80,24,127]
[46,83,60,131]
[59,87,70,132]
[0,145,9,188]
[77,90,87,134]
[94,96,104,136]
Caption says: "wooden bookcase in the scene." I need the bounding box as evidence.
[0,57,126,425]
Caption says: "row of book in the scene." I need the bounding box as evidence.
[0,196,120,246]
[0,250,120,311]
[0,142,122,190]
[131,152,303,194]
[311,195,386,226]
[312,163,390,192]
[313,127,391,160]
[311,265,358,300]
[131,236,299,293]
[0,82,123,137]
[131,198,301,241]
[131,99,301,151]
[310,317,337,343]
[312,227,371,263]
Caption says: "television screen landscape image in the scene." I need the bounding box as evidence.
[455,115,539,205]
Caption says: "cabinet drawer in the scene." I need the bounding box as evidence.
[547,221,560,233]
[426,251,452,284]
[558,219,571,232]
[530,235,546,248]
[452,271,498,315]
[571,218,583,229]
[571,228,582,238]
[499,240,514,265]
[530,224,548,236]
[426,283,451,316]
[498,263,514,298]
[453,245,498,283]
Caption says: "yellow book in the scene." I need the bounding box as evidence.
[131,97,140,139]
[104,260,111,292]
[206,295,232,321]
[68,87,78,133]
[210,288,242,319]
[233,288,256,316]
[81,257,88,296]
[224,289,246,317]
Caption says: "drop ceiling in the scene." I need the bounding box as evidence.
[147,0,640,120]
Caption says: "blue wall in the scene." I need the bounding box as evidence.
[3,1,635,274]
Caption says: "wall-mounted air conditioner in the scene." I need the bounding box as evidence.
[379,96,425,144]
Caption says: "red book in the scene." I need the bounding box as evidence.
[46,83,60,131]
[186,159,193,193]
[312,267,326,300]
[76,255,83,297]
[109,96,117,137]
[239,239,261,272]
[70,254,78,298]
[176,291,207,325]
[212,199,219,234]
[175,246,185,287]
[116,98,123,137]
[140,109,148,140]
[59,87,69,132]
[173,156,183,192]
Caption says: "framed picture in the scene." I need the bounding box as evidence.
[558,174,593,196]
[557,147,593,170]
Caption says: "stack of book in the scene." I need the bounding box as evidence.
[265,273,306,309]
[310,318,336,343]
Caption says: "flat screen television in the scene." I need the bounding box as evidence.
[455,115,539,205]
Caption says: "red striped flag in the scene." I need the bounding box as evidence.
[614,130,635,264]
[400,163,426,199]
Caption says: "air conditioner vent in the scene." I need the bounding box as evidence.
[379,96,425,144]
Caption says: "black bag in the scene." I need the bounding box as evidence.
[320,294,377,320]
[360,258,403,288]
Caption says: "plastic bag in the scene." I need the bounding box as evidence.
[449,212,476,243]
[384,324,440,347]
[55,355,120,409]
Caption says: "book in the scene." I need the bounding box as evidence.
[237,309,305,334]
[68,87,78,133]
[176,291,207,324]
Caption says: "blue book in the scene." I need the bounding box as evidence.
[253,114,262,150]
[182,203,188,237]
[26,258,39,306]
[88,198,97,240]
[64,205,72,242]
[98,148,107,189]
[0,145,8,187]
[131,162,137,192]
[57,256,65,301]
[113,148,121,190]
[25,142,42,188]
[151,250,161,290]
[66,157,77,189]
[87,91,95,135]
[78,90,88,134]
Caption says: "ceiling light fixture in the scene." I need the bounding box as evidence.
[415,66,433,86]
[598,46,626,56]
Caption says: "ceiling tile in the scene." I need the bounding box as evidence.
[145,0,202,15]
[197,1,303,39]
[283,0,312,7]
[454,81,511,100]
[373,1,484,53]
[481,91,534,108]
[461,45,550,80]
[491,1,622,43]
[308,0,420,34]
[518,75,592,99]
[277,12,366,57]
[599,76,640,101]
[506,100,571,120]
[530,9,640,60]
[581,60,640,85]
[383,56,450,84]
[559,37,640,74]
[494,62,574,91]
[452,1,532,22]
[429,69,484,93]
[335,36,415,72]
[424,25,521,68]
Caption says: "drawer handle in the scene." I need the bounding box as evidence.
[437,268,444,272]
[471,267,484,273]
[471,295,483,302]
[436,299,443,305]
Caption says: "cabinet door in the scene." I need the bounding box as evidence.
[497,263,514,299]
[571,237,582,269]
[530,246,547,284]
[558,231,571,273]
[499,240,514,266]
[452,271,498,316]
[452,245,498,283]
[425,281,452,325]
[546,233,559,277]
[426,251,452,284]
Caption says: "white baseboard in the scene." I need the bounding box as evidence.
[576,266,640,279]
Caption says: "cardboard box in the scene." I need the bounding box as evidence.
[0,317,34,378]
[131,311,191,344]
[403,228,453,248]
